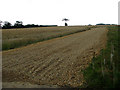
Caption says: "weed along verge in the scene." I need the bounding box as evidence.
[82,26,120,88]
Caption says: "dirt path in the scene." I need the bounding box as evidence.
[2,27,108,88]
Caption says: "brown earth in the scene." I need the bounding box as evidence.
[2,27,108,88]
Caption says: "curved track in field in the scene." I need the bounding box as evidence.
[2,27,108,88]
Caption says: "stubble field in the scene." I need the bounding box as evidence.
[2,26,92,50]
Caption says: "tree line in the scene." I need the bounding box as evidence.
[1,21,57,29]
[0,20,117,29]
[96,23,116,25]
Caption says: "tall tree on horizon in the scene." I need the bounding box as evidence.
[14,21,23,28]
[2,21,12,29]
[62,18,69,26]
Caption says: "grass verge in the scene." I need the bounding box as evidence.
[82,26,120,88]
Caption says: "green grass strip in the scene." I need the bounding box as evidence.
[82,26,120,88]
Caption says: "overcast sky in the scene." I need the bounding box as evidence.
[1,0,119,26]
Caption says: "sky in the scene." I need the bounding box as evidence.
[0,0,120,26]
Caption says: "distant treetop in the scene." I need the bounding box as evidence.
[62,18,69,21]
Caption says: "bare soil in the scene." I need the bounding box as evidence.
[2,27,108,88]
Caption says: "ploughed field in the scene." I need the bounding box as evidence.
[2,26,108,88]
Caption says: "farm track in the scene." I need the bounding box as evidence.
[2,27,108,88]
